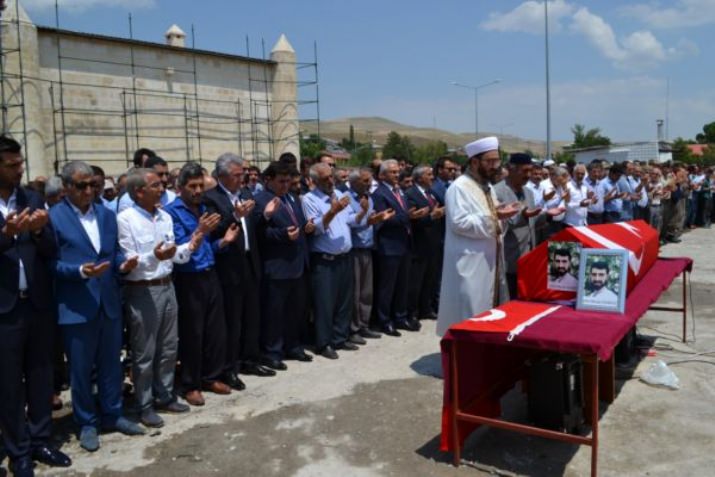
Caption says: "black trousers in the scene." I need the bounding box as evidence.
[219,256,261,374]
[375,254,410,326]
[174,269,226,391]
[408,252,439,319]
[260,274,307,360]
[0,298,54,461]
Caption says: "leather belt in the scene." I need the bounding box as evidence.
[124,276,173,287]
[313,252,349,261]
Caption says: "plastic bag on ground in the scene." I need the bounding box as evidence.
[640,360,680,390]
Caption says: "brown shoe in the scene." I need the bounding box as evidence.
[184,390,205,406]
[203,381,231,395]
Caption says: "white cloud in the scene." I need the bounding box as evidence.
[620,0,715,29]
[483,2,697,70]
[23,0,156,13]
[481,0,575,34]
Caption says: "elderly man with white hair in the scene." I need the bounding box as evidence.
[436,137,520,336]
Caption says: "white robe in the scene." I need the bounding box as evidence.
[436,174,509,336]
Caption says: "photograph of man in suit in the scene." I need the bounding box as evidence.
[584,261,619,306]
[548,247,579,291]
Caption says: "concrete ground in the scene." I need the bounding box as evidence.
[29,227,715,477]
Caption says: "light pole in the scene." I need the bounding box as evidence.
[450,79,501,138]
[544,0,552,161]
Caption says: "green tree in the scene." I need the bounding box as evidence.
[413,140,449,164]
[553,150,575,163]
[299,132,326,159]
[382,131,415,160]
[671,137,696,164]
[695,121,715,144]
[568,124,611,148]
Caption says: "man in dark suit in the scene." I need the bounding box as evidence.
[431,156,457,206]
[0,136,71,476]
[405,165,444,321]
[50,161,145,453]
[204,153,275,391]
[253,161,314,369]
[371,159,422,336]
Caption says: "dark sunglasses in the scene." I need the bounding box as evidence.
[72,181,94,190]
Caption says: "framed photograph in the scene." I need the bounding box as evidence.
[546,241,582,291]
[576,248,629,313]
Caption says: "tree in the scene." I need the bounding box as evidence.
[568,124,611,149]
[413,140,449,164]
[695,121,715,144]
[299,133,326,159]
[671,137,695,164]
[382,131,415,160]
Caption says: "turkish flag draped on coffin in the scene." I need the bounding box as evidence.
[516,220,660,302]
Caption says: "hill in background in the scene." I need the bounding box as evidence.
[300,116,567,156]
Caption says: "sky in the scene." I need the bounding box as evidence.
[20,0,715,143]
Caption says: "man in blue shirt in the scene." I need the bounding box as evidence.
[302,163,356,359]
[345,168,394,343]
[165,162,241,407]
[598,163,627,223]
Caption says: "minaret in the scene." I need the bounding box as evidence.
[270,34,299,160]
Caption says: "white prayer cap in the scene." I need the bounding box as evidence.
[543,159,556,167]
[465,136,499,159]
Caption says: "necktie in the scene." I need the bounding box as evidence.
[426,190,436,208]
[282,196,298,226]
[392,187,406,210]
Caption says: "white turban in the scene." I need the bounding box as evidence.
[465,136,499,159]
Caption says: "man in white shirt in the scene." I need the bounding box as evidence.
[116,156,176,214]
[584,261,618,306]
[564,164,593,227]
[117,168,203,428]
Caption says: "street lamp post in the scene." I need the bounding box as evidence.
[450,79,501,139]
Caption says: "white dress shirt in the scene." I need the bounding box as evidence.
[0,189,28,291]
[564,179,589,227]
[68,201,101,253]
[218,183,250,251]
[117,204,192,281]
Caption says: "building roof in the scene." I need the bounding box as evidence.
[688,144,710,157]
[36,26,275,66]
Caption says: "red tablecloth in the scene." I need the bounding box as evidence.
[440,257,692,452]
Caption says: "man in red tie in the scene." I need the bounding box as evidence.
[371,159,421,336]
[405,165,445,322]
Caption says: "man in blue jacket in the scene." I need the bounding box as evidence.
[50,161,144,453]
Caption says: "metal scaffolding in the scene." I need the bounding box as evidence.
[0,0,320,175]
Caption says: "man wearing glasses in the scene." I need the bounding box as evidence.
[431,156,458,206]
[50,161,145,452]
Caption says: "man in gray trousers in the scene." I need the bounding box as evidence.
[117,167,204,427]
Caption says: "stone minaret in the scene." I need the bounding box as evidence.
[1,2,46,177]
[270,34,299,160]
[165,24,186,47]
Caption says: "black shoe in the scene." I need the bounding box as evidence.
[337,341,359,351]
[380,324,401,337]
[241,362,277,376]
[260,357,288,371]
[348,334,367,345]
[358,328,382,339]
[667,237,682,243]
[10,457,34,477]
[32,445,72,467]
[155,399,190,413]
[319,346,339,360]
[409,317,422,330]
[285,350,314,362]
[420,311,438,320]
[224,372,246,391]
[394,319,420,332]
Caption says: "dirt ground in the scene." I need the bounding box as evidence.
[28,227,715,477]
